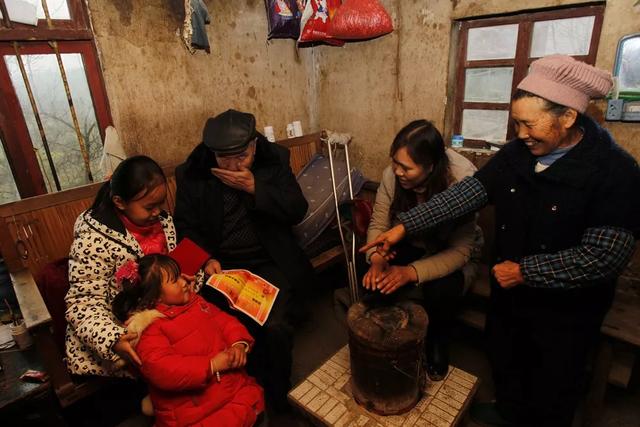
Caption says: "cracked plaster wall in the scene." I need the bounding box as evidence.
[88,0,317,166]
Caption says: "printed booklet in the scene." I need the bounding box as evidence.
[205,270,279,326]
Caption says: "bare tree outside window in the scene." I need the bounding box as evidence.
[0,0,111,203]
[4,52,104,192]
[0,134,20,204]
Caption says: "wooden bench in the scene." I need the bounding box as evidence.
[0,132,342,276]
[0,131,347,408]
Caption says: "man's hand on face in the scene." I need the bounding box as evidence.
[211,167,256,194]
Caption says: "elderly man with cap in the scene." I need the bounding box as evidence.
[174,109,313,413]
[362,55,640,426]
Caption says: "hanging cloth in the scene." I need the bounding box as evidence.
[99,126,127,178]
[182,0,212,53]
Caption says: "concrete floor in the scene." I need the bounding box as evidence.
[112,264,639,427]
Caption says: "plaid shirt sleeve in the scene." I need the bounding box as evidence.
[397,176,488,235]
[521,226,636,289]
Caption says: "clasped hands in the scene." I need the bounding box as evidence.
[210,343,249,374]
[491,260,524,289]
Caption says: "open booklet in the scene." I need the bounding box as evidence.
[205,270,279,326]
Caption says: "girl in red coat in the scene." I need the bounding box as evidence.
[113,254,264,427]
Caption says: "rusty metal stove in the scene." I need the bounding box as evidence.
[347,300,428,415]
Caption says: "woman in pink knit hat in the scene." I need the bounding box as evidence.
[363,55,640,426]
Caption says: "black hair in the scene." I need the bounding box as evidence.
[389,120,451,219]
[112,254,181,322]
[91,155,166,215]
[512,89,573,117]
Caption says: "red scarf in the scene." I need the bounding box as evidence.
[118,213,168,255]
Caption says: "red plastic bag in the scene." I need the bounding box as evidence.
[299,0,345,46]
[328,0,393,40]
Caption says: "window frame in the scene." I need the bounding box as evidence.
[451,4,605,148]
[0,0,112,200]
[0,0,92,41]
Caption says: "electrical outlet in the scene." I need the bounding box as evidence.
[606,99,624,121]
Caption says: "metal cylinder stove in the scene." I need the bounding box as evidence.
[347,300,428,415]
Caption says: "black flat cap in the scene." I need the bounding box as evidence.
[202,109,256,155]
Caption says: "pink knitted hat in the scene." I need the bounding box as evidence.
[517,55,612,113]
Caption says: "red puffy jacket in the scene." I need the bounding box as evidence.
[136,294,264,427]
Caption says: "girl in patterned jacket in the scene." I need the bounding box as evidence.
[112,254,264,427]
[65,156,214,376]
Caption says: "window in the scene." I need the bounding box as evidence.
[451,4,604,148]
[0,0,111,204]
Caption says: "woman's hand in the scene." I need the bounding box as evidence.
[113,332,142,366]
[363,253,388,290]
[359,224,406,258]
[204,258,222,276]
[492,260,524,289]
[376,265,418,295]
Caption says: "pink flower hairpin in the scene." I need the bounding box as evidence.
[116,259,140,286]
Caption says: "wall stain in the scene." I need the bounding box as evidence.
[248,86,257,99]
[112,0,133,26]
[165,0,184,23]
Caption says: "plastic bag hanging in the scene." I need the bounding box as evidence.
[327,0,393,40]
[264,0,303,39]
[299,0,345,46]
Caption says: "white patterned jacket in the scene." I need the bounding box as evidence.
[64,209,203,376]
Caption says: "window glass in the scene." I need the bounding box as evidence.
[37,0,71,20]
[464,67,514,103]
[617,36,640,93]
[461,109,509,143]
[530,16,595,57]
[0,134,20,204]
[467,24,518,60]
[61,54,104,182]
[4,53,103,191]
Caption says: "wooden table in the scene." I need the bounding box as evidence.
[0,346,65,426]
[289,346,479,426]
